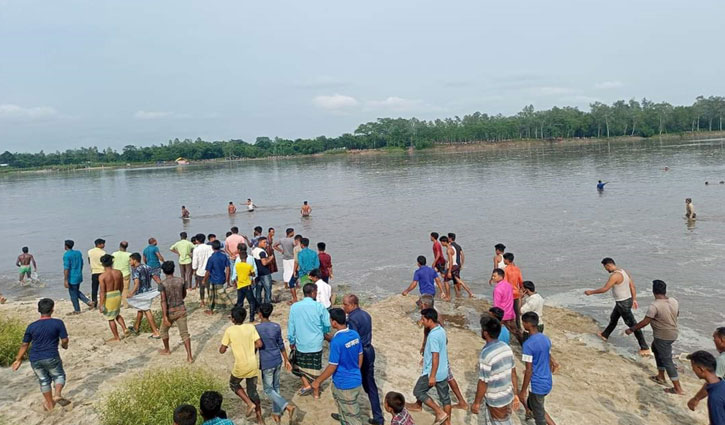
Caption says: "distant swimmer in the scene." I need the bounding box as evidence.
[181,205,190,219]
[300,200,311,217]
[16,246,37,282]
[664,166,670,171]
[597,180,608,191]
[228,201,237,214]
[685,198,696,220]
[246,198,256,212]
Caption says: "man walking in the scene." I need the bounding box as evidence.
[191,233,213,302]
[170,232,194,289]
[16,246,37,282]
[128,253,161,338]
[143,237,164,284]
[252,236,274,305]
[63,240,91,314]
[274,228,296,301]
[402,255,447,300]
[519,312,557,425]
[158,261,193,363]
[98,254,128,342]
[88,238,106,308]
[296,238,320,286]
[203,240,231,315]
[112,241,132,308]
[491,268,521,343]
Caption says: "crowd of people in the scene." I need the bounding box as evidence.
[6,218,725,425]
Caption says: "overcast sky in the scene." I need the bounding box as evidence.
[1,0,723,152]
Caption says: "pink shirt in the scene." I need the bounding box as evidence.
[225,234,246,259]
[493,279,515,320]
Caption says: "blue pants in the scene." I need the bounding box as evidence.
[68,284,90,312]
[31,357,66,393]
[236,286,256,322]
[262,365,288,415]
[362,346,384,424]
[255,274,272,305]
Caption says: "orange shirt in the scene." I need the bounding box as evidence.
[504,264,523,299]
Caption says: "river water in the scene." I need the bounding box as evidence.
[1,137,724,352]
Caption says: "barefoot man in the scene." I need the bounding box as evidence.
[98,254,128,342]
[16,246,37,282]
[158,260,193,362]
[584,257,651,356]
[300,200,311,217]
[439,236,474,298]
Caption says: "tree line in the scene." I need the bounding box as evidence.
[1,95,724,169]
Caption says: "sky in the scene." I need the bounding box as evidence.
[1,0,724,152]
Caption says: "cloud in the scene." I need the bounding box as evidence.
[595,80,623,89]
[134,110,174,120]
[312,94,359,111]
[0,104,59,120]
[529,86,574,96]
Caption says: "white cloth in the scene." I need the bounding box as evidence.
[192,244,213,277]
[612,269,631,302]
[315,279,332,308]
[520,293,545,324]
[283,259,295,283]
[127,289,159,311]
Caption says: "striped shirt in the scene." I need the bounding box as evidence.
[391,408,415,425]
[478,339,515,408]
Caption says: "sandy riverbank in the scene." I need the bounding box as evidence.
[0,288,711,425]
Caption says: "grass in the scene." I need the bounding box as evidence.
[0,315,26,367]
[98,367,226,425]
[136,302,201,334]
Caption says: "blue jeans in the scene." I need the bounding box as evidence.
[262,365,288,415]
[68,283,90,312]
[362,346,384,424]
[31,357,66,393]
[236,285,257,322]
[255,274,273,305]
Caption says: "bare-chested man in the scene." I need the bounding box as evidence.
[98,254,128,342]
[16,246,37,282]
[181,205,190,218]
[685,198,696,220]
[228,201,237,214]
[300,200,311,217]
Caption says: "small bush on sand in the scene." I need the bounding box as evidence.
[137,310,163,334]
[99,367,226,425]
[0,316,26,367]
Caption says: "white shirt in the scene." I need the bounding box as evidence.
[315,279,332,308]
[520,293,544,324]
[191,243,213,277]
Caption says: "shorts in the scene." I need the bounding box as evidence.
[149,267,161,278]
[288,274,298,289]
[450,265,461,281]
[31,357,66,393]
[159,309,190,341]
[527,393,548,425]
[229,375,260,404]
[434,263,446,274]
[19,265,32,275]
[413,375,451,406]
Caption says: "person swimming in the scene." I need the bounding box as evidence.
[597,180,608,191]
[246,199,255,212]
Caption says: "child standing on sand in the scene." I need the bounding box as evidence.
[385,391,415,425]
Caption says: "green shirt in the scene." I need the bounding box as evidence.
[170,239,195,264]
[112,250,131,277]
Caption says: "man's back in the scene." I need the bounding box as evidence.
[24,318,67,362]
[143,245,160,267]
[298,248,319,274]
[522,333,553,395]
[504,264,522,299]
[112,251,131,277]
[479,339,515,407]
[330,328,363,389]
[64,250,84,283]
[102,269,125,292]
[160,276,186,308]
[707,379,725,425]
[288,298,329,353]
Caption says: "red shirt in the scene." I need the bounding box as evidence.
[432,241,445,266]
[504,264,523,299]
[318,252,332,278]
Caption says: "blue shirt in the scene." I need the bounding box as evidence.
[206,251,230,285]
[23,318,68,362]
[63,249,84,285]
[143,245,161,268]
[347,308,373,348]
[413,266,438,295]
[522,332,553,395]
[131,264,153,294]
[287,297,331,353]
[202,418,235,425]
[707,379,725,425]
[422,325,449,382]
[256,321,284,370]
[499,325,511,345]
[297,248,320,276]
[329,328,363,390]
[597,182,607,190]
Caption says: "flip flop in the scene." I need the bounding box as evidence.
[649,375,667,386]
[55,398,71,407]
[148,335,161,339]
[433,414,449,425]
[298,387,313,397]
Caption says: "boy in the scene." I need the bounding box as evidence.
[519,312,557,425]
[233,243,257,321]
[12,298,70,411]
[689,327,725,411]
[521,281,545,339]
[308,268,332,308]
[385,391,415,425]
[173,404,197,425]
[199,391,234,425]
[317,242,333,281]
[687,351,725,425]
[158,261,193,362]
[256,303,295,423]
[127,252,161,337]
[488,307,511,346]
[220,306,263,423]
[98,254,128,342]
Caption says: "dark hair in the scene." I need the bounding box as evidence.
[259,303,273,318]
[304,201,308,205]
[120,241,129,249]
[286,228,294,235]
[385,391,405,414]
[522,311,539,326]
[716,327,725,339]
[238,243,247,254]
[687,350,717,372]
[199,391,223,420]
[148,237,155,244]
[494,243,506,252]
[301,237,310,247]
[95,238,105,246]
[22,246,28,253]
[225,231,232,237]
[418,294,434,309]
[180,232,187,239]
[173,404,197,425]
[162,260,175,275]
[345,294,360,306]
[231,306,247,324]
[503,252,514,262]
[420,308,438,323]
[523,281,535,292]
[257,236,268,243]
[480,315,502,338]
[254,226,263,233]
[317,242,326,251]
[231,226,239,233]
[196,233,206,243]
[303,283,317,297]
[191,237,197,243]
[447,232,456,241]
[439,236,449,243]
[38,298,54,315]
[309,268,321,279]
[294,235,303,241]
[492,268,505,278]
[488,307,504,321]
[430,232,439,239]
[417,255,427,265]
[207,233,216,240]
[211,240,221,250]
[652,279,667,295]
[130,252,141,262]
[229,201,233,205]
[601,257,616,266]
[329,308,346,325]
[268,227,274,233]
[65,239,75,249]
[100,254,114,268]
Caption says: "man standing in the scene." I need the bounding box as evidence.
[181,205,190,218]
[503,253,523,331]
[309,269,332,308]
[519,312,557,425]
[689,327,725,411]
[247,198,256,212]
[225,227,246,263]
[584,257,651,356]
[296,238,320,287]
[402,255,447,300]
[685,198,696,219]
[228,201,237,214]
[256,303,295,422]
[439,236,473,298]
[311,308,364,425]
[112,241,132,308]
[143,237,164,284]
[300,200,311,217]
[127,253,161,338]
[87,238,106,308]
[471,315,519,425]
[203,240,231,315]
[274,228,297,302]
[687,351,725,425]
[344,295,384,425]
[317,242,333,282]
[158,261,193,363]
[191,234,213,302]
[170,232,195,289]
[234,244,257,321]
[431,233,446,277]
[493,244,507,271]
[491,268,521,343]
[625,280,682,394]
[288,283,331,398]
[16,246,37,282]
[252,236,274,305]
[64,240,91,314]
[98,254,128,342]
[521,281,545,337]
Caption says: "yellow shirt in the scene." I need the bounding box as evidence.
[170,239,195,265]
[222,324,260,378]
[235,261,254,289]
[88,247,106,274]
[112,250,131,277]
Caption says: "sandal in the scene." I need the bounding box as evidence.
[298,387,313,397]
[649,375,667,386]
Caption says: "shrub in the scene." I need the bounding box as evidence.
[137,310,163,334]
[98,367,226,425]
[0,315,26,367]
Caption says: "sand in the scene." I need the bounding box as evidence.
[0,288,711,425]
